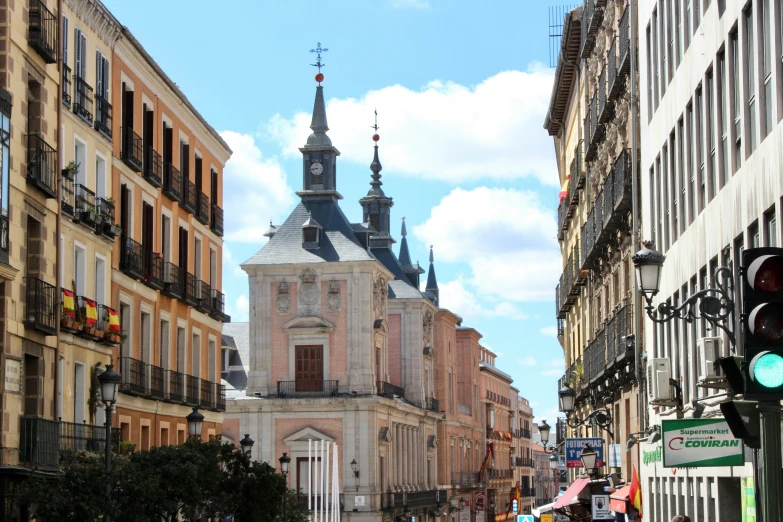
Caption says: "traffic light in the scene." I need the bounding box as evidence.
[741,248,783,400]
[719,399,760,448]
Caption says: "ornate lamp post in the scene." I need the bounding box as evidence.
[97,364,120,522]
[279,452,291,522]
[240,434,254,457]
[579,444,599,478]
[186,407,204,440]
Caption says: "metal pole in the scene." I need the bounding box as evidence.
[759,401,783,522]
[283,473,288,522]
[753,448,764,522]
[104,404,112,522]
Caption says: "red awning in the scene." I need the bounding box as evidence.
[553,477,591,509]
[610,485,632,513]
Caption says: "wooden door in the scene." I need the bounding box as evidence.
[295,345,323,392]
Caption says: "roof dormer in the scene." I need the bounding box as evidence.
[302,211,323,249]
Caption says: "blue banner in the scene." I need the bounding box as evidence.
[565,438,605,468]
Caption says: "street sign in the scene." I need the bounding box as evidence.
[591,494,613,520]
[516,516,533,522]
[565,437,605,468]
[540,515,553,522]
[512,499,518,515]
[662,418,745,467]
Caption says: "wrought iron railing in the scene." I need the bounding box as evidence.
[59,419,120,454]
[120,237,144,280]
[215,382,226,411]
[376,380,404,397]
[452,471,480,487]
[95,94,112,139]
[183,178,197,214]
[162,261,182,298]
[0,214,8,266]
[62,64,72,107]
[24,277,57,335]
[184,271,199,306]
[121,127,143,172]
[28,0,57,63]
[277,380,339,398]
[606,316,617,363]
[26,133,58,198]
[196,280,211,313]
[210,289,230,322]
[200,378,215,409]
[166,370,184,402]
[149,365,165,399]
[196,192,210,225]
[614,149,633,212]
[211,204,224,236]
[185,375,200,406]
[74,76,94,124]
[143,251,164,290]
[144,147,162,187]
[163,162,182,202]
[62,176,74,216]
[75,183,97,229]
[120,357,147,396]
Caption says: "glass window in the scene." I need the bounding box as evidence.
[653,9,660,108]
[678,117,686,230]
[730,31,742,170]
[765,209,777,247]
[670,131,678,242]
[675,0,682,64]
[647,24,654,118]
[718,51,729,186]
[706,71,716,201]
[687,102,696,222]
[696,86,705,212]
[685,0,692,49]
[662,145,670,251]
[761,0,773,137]
[0,110,8,217]
[745,6,757,153]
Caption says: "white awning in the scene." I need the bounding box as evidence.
[531,501,556,518]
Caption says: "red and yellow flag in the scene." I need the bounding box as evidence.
[629,465,642,518]
[62,289,75,318]
[83,298,98,326]
[107,307,120,332]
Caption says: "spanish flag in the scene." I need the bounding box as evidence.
[83,298,98,326]
[107,307,120,332]
[62,289,75,319]
[629,465,642,518]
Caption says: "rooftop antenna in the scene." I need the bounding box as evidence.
[548,5,577,68]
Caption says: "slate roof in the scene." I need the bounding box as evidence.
[371,247,424,299]
[243,199,376,266]
[221,322,250,392]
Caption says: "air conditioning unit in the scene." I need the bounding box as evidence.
[698,337,723,382]
[647,358,672,404]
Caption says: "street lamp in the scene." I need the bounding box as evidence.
[558,385,576,414]
[549,454,558,469]
[279,452,291,522]
[579,444,598,477]
[186,407,204,440]
[240,434,254,456]
[538,420,551,446]
[97,363,120,522]
[351,458,360,491]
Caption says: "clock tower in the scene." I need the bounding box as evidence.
[298,79,341,198]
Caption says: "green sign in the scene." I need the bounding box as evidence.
[662,418,744,468]
[742,477,757,522]
[642,447,661,464]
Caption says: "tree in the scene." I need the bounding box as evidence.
[24,439,311,522]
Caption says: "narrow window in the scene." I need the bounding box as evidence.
[730,30,742,170]
[678,116,686,231]
[696,86,705,212]
[745,6,757,153]
[685,0,692,49]
[74,244,86,296]
[694,0,701,30]
[653,9,660,108]
[675,0,682,64]
[660,4,668,91]
[718,51,729,186]
[662,146,670,251]
[656,157,663,249]
[706,70,716,201]
[687,101,696,223]
[94,256,105,305]
[74,363,85,423]
[670,130,678,242]
[749,221,760,248]
[647,24,654,118]
[192,333,202,378]
[760,0,773,137]
[666,0,674,80]
[765,208,778,247]
[160,319,170,370]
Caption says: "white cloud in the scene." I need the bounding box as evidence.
[234,294,249,322]
[534,406,562,425]
[439,277,528,322]
[390,0,429,8]
[540,326,559,337]
[414,187,560,303]
[517,356,537,366]
[261,67,556,185]
[540,368,563,377]
[220,131,296,244]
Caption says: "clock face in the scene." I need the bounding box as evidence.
[310,162,324,176]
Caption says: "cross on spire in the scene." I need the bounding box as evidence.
[371,108,379,132]
[310,42,328,72]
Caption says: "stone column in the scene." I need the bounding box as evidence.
[407,427,414,488]
[395,424,401,489]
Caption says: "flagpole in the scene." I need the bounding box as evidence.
[308,439,312,518]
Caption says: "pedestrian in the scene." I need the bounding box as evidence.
[671,516,691,522]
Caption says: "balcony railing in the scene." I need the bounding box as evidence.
[96,197,119,238]
[598,66,614,123]
[162,262,182,299]
[144,147,163,188]
[211,204,224,236]
[62,65,72,107]
[196,192,210,225]
[143,251,164,290]
[149,365,165,399]
[94,94,112,139]
[185,375,200,406]
[451,472,480,487]
[28,0,57,64]
[183,178,197,214]
[184,271,199,306]
[120,237,145,280]
[376,380,404,397]
[609,7,632,100]
[200,378,215,409]
[119,357,147,396]
[381,492,406,512]
[24,277,57,335]
[21,417,120,469]
[407,490,447,508]
[163,163,181,202]
[167,369,184,403]
[62,176,74,217]
[26,133,58,198]
[0,214,7,267]
[74,183,97,230]
[515,457,534,468]
[121,127,143,172]
[210,289,231,322]
[73,76,94,125]
[616,303,634,361]
[215,382,226,411]
[580,0,604,59]
[196,280,211,314]
[614,149,633,213]
[487,469,513,480]
[276,380,339,398]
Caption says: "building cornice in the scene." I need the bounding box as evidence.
[65,0,122,47]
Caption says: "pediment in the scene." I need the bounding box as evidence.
[283,315,335,333]
[284,427,335,444]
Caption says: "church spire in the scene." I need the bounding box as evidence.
[367,110,384,196]
[425,245,439,306]
[398,217,412,265]
[359,111,393,245]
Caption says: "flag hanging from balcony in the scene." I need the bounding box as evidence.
[83,298,98,325]
[558,174,570,201]
[62,289,75,318]
[477,442,494,482]
[629,465,642,518]
[107,307,120,332]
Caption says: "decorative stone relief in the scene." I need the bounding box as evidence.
[373,276,388,319]
[276,280,291,314]
[327,279,341,311]
[422,311,433,348]
[298,269,320,316]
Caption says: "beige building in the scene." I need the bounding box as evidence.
[512,393,535,515]
[545,0,642,489]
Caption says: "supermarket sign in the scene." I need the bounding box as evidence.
[662,418,744,468]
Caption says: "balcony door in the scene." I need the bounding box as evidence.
[295,345,323,392]
[296,456,321,497]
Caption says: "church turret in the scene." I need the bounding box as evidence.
[298,43,342,199]
[425,246,439,306]
[359,111,394,246]
[398,217,424,287]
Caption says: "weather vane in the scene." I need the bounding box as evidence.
[371,109,380,142]
[310,42,328,73]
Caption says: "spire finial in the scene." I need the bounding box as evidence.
[310,42,328,83]
[429,245,434,264]
[401,216,407,237]
[367,110,383,194]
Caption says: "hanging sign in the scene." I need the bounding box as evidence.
[591,494,614,520]
[565,437,605,468]
[662,418,744,468]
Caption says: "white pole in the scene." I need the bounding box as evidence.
[314,441,319,522]
[326,442,332,522]
[334,444,340,522]
[308,439,312,517]
[321,440,326,522]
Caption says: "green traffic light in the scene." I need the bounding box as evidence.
[752,352,783,388]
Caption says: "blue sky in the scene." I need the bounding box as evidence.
[105,0,564,422]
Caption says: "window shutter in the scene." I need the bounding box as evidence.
[80,32,87,78]
[96,51,103,97]
[62,17,68,65]
[102,56,110,98]
[74,28,82,78]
